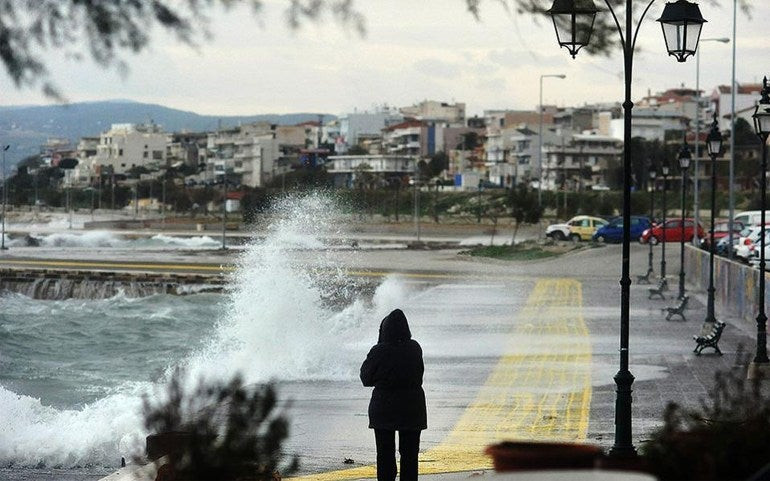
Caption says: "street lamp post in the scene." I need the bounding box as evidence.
[693,37,730,245]
[750,77,770,375]
[704,112,723,327]
[646,168,657,278]
[547,0,705,456]
[477,178,483,223]
[660,162,670,289]
[677,144,691,300]
[1,145,9,250]
[538,73,567,208]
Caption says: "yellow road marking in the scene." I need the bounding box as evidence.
[290,278,591,480]
[0,258,233,272]
[0,260,529,281]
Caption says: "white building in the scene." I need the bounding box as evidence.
[711,82,764,132]
[400,100,466,125]
[338,108,404,153]
[326,154,417,188]
[541,132,622,192]
[609,108,687,142]
[207,123,281,188]
[92,123,168,176]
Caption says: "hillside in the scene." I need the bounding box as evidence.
[0,100,335,166]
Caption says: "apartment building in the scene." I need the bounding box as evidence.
[207,123,280,188]
[326,154,417,188]
[92,123,168,176]
[338,109,404,153]
[400,100,466,125]
[541,132,622,192]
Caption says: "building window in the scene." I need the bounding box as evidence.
[143,151,148,158]
[153,150,163,160]
[118,149,123,156]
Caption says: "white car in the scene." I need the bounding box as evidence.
[734,225,770,261]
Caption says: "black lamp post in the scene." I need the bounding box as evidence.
[750,77,770,372]
[704,112,722,326]
[647,168,657,278]
[548,0,705,457]
[677,144,691,300]
[660,162,670,290]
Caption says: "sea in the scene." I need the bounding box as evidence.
[0,194,412,480]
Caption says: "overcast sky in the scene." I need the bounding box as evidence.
[0,1,767,117]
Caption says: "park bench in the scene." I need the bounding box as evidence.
[693,321,726,356]
[648,278,668,300]
[636,268,654,285]
[662,295,689,321]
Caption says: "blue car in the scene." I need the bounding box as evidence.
[592,216,652,243]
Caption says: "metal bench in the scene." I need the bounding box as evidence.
[663,295,689,321]
[648,278,668,300]
[636,267,654,285]
[693,321,726,356]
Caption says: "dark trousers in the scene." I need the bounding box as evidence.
[374,429,421,481]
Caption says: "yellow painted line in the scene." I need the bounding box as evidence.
[0,260,528,282]
[290,278,592,480]
[0,259,233,272]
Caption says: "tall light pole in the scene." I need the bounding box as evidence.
[660,162,670,289]
[646,167,657,278]
[704,112,723,328]
[728,0,737,259]
[538,73,566,208]
[749,77,770,376]
[693,37,729,245]
[547,0,705,457]
[1,145,9,250]
[677,144,691,300]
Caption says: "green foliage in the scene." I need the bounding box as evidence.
[1,1,364,98]
[642,349,770,481]
[142,370,298,481]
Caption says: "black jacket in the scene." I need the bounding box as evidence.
[360,309,427,431]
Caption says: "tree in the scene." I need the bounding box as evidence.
[507,185,542,244]
[347,145,369,155]
[142,370,298,481]
[427,152,449,178]
[0,1,365,98]
[0,1,750,99]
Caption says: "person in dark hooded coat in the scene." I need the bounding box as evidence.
[360,309,427,481]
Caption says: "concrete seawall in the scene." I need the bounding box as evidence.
[0,268,225,299]
[685,244,768,330]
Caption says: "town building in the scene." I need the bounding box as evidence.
[326,154,417,188]
[540,131,622,192]
[338,108,404,154]
[400,100,465,125]
[91,122,168,176]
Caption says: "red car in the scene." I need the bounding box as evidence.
[640,218,705,244]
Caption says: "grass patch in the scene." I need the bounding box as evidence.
[461,240,588,261]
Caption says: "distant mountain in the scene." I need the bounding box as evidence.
[0,100,336,166]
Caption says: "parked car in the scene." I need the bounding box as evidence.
[734,225,770,262]
[733,210,764,228]
[748,231,770,267]
[700,220,744,252]
[592,215,652,243]
[545,215,608,241]
[640,218,705,244]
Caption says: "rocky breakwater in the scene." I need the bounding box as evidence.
[0,268,226,300]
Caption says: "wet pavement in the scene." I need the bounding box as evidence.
[2,231,756,481]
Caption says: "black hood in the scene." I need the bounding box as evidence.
[378,309,412,343]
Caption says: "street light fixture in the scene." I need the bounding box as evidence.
[660,161,670,290]
[677,143,691,300]
[693,37,730,246]
[646,167,657,279]
[1,145,9,250]
[750,76,770,375]
[549,0,705,456]
[704,112,722,329]
[538,74,567,209]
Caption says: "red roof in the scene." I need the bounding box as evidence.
[226,191,245,200]
[716,83,763,95]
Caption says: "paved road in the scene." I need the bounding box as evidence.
[3,239,755,480]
